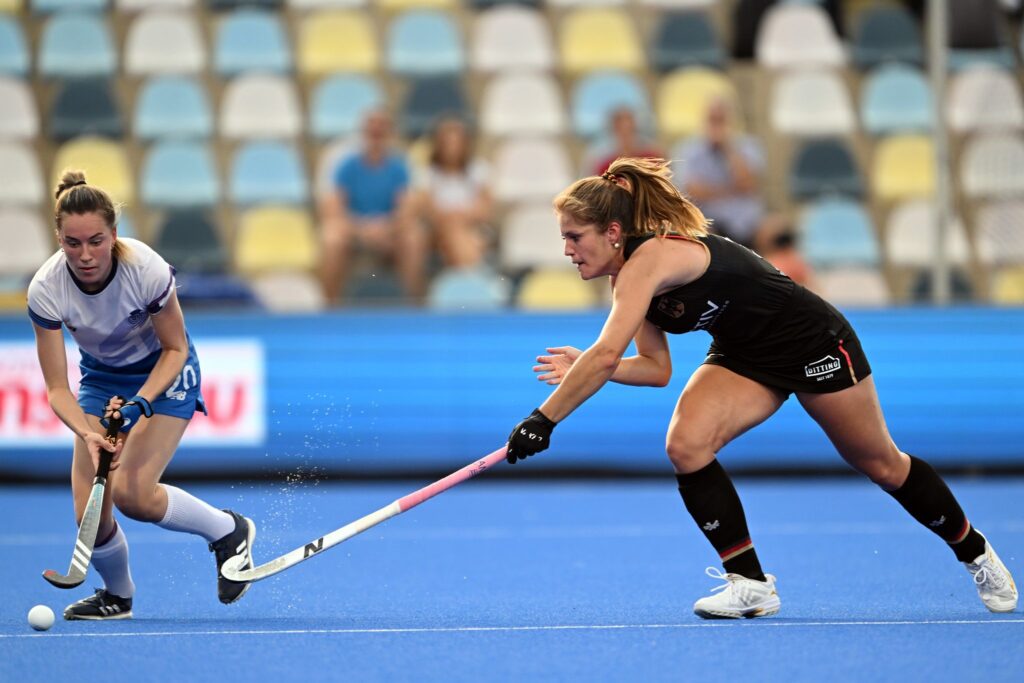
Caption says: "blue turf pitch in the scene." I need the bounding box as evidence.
[2,477,1022,682]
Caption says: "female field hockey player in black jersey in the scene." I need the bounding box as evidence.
[28,172,257,620]
[503,157,1016,619]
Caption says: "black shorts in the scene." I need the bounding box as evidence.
[702,289,872,395]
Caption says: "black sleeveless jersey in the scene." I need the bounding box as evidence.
[623,233,871,392]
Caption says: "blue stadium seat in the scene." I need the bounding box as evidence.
[49,78,122,140]
[141,141,220,208]
[230,141,309,205]
[860,64,934,135]
[134,76,213,140]
[213,9,291,75]
[386,10,464,76]
[427,266,510,311]
[32,0,107,12]
[571,71,650,140]
[310,74,383,140]
[799,197,879,269]
[400,76,468,138]
[0,16,29,75]
[39,12,116,77]
[851,4,923,69]
[650,11,724,71]
[789,139,863,201]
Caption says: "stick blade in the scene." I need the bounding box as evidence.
[42,568,85,589]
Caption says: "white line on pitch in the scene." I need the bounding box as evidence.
[3,619,1024,639]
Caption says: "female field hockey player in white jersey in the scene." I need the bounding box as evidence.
[28,171,257,620]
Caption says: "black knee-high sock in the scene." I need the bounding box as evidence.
[676,460,766,581]
[886,455,986,562]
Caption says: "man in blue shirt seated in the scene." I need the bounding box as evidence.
[320,109,426,306]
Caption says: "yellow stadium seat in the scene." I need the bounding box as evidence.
[235,206,318,275]
[992,267,1024,304]
[52,136,133,205]
[657,67,738,138]
[377,0,456,8]
[872,134,935,201]
[516,267,599,311]
[0,0,23,13]
[298,11,378,75]
[560,8,643,74]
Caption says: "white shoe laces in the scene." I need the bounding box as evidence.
[971,559,1008,591]
[705,566,744,592]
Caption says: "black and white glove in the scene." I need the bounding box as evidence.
[506,408,557,464]
[101,394,154,428]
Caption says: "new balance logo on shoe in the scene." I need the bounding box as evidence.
[703,520,720,531]
[930,516,946,527]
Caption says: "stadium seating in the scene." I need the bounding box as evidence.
[0,142,44,205]
[559,8,643,74]
[229,141,309,205]
[885,200,970,268]
[213,8,291,75]
[470,5,553,72]
[0,76,37,139]
[516,267,599,310]
[789,138,863,201]
[499,202,566,272]
[0,207,51,277]
[220,74,302,139]
[756,3,845,69]
[309,75,383,140]
[49,78,122,141]
[650,10,724,71]
[771,69,856,137]
[52,136,133,204]
[0,16,28,75]
[814,267,891,306]
[960,132,1024,199]
[386,10,463,76]
[871,134,935,201]
[480,72,567,138]
[860,64,934,135]
[153,210,229,274]
[571,71,651,140]
[134,76,213,140]
[656,67,737,139]
[39,12,116,78]
[140,141,220,208]
[297,11,378,75]
[975,200,1024,267]
[399,76,469,138]
[850,3,923,69]
[492,137,572,202]
[124,9,205,75]
[235,205,317,274]
[946,65,1024,134]
[427,267,510,310]
[799,196,879,269]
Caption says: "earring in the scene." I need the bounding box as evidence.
[613,241,621,249]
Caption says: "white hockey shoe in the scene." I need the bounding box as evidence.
[693,566,780,619]
[964,534,1018,613]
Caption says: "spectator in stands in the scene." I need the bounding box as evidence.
[676,98,766,250]
[319,109,425,306]
[411,116,493,269]
[585,107,664,177]
[754,215,816,289]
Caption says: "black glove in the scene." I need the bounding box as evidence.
[506,408,557,464]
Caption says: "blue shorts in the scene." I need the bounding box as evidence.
[78,338,207,432]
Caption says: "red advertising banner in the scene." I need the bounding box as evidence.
[0,340,265,447]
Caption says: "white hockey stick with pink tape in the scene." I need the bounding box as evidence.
[221,446,507,583]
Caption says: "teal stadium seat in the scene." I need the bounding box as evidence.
[0,16,29,75]
[49,78,122,140]
[571,71,650,140]
[32,0,107,12]
[788,138,862,201]
[230,141,308,205]
[851,4,923,69]
[860,64,934,135]
[0,76,38,139]
[141,141,220,208]
[209,0,281,10]
[400,76,468,138]
[134,77,213,140]
[799,197,879,270]
[386,10,464,76]
[310,75,383,140]
[39,12,116,78]
[214,9,291,75]
[650,11,724,71]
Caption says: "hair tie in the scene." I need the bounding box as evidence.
[601,171,617,183]
[69,180,87,189]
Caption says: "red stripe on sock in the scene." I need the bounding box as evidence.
[719,539,753,562]
[949,518,971,545]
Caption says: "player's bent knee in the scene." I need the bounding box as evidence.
[666,431,719,473]
[110,480,160,522]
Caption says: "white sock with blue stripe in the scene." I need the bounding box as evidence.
[92,523,135,599]
[157,485,235,543]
